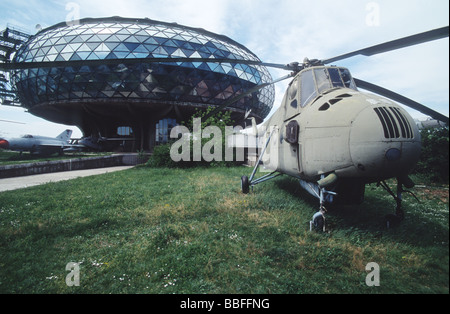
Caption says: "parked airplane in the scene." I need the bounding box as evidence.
[0,129,83,155]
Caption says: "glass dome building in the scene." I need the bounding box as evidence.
[9,17,274,151]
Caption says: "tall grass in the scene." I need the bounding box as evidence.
[0,166,448,293]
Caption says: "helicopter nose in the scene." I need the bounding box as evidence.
[0,139,9,149]
[349,106,421,179]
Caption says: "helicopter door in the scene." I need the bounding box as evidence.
[278,77,302,176]
[279,118,302,176]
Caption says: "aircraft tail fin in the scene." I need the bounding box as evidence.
[56,129,73,142]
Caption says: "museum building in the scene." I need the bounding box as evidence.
[3,17,274,151]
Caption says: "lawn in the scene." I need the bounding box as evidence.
[0,166,448,294]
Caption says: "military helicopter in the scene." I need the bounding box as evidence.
[233,26,449,230]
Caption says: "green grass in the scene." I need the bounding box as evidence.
[0,166,448,293]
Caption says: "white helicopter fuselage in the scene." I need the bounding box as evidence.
[259,69,421,185]
[239,27,447,226]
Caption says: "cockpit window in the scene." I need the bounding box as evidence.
[299,67,357,107]
[300,70,317,107]
[328,68,345,88]
[339,68,357,89]
[314,68,330,93]
[22,135,33,138]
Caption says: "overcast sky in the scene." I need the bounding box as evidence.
[0,0,448,138]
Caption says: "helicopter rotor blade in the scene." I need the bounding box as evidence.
[0,57,300,72]
[202,72,295,121]
[0,119,26,124]
[0,58,251,70]
[322,26,449,64]
[354,78,449,125]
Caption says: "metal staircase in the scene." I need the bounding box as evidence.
[0,25,30,106]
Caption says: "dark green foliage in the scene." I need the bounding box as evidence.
[146,142,179,168]
[414,127,449,183]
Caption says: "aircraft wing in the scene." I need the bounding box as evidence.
[38,143,67,147]
[37,143,72,148]
[39,143,86,149]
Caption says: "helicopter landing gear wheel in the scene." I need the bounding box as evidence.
[312,212,324,231]
[241,175,249,194]
[310,207,326,232]
[378,179,411,229]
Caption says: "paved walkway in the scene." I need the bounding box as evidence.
[0,166,134,192]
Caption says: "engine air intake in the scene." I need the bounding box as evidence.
[374,107,413,139]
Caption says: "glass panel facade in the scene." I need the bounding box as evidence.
[11,17,275,119]
[117,126,132,136]
[156,118,177,144]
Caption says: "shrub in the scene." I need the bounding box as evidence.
[146,142,179,168]
[414,126,449,183]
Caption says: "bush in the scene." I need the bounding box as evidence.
[146,142,179,168]
[414,126,449,183]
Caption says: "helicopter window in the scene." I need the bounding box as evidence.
[339,68,357,89]
[288,78,298,100]
[300,70,318,107]
[328,68,345,88]
[288,78,298,109]
[314,68,332,93]
[290,99,298,108]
